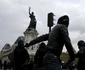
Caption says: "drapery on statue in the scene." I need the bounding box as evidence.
[28,7,37,30]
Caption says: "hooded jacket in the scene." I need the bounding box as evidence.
[25,15,75,60]
[76,40,85,69]
[47,15,74,60]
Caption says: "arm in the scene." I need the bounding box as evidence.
[60,25,75,60]
[25,33,49,47]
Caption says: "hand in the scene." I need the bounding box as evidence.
[66,59,73,65]
[63,60,73,69]
[25,43,31,47]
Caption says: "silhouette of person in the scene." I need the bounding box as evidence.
[75,40,85,70]
[3,60,7,70]
[25,15,75,70]
[8,50,15,70]
[27,59,34,70]
[14,40,30,70]
[0,60,2,69]
[33,43,47,70]
[7,62,11,70]
[28,7,36,30]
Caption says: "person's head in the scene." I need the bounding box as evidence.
[18,40,24,47]
[39,42,46,49]
[57,15,69,27]
[77,40,85,49]
[32,12,34,15]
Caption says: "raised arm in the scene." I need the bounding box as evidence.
[29,7,31,15]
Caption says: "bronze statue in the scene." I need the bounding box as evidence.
[28,7,37,30]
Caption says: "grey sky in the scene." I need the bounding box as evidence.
[0,0,85,52]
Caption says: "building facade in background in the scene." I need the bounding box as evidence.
[0,10,39,63]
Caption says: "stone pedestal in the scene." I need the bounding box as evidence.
[24,28,39,59]
[24,28,38,44]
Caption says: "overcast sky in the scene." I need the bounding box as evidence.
[0,0,85,52]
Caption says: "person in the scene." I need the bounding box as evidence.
[7,62,11,70]
[33,43,47,70]
[25,15,75,70]
[3,60,7,70]
[27,59,34,70]
[75,40,85,70]
[8,50,15,70]
[0,60,2,69]
[14,40,30,70]
[28,7,37,30]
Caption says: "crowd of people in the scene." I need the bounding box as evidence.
[0,60,12,70]
[1,15,85,70]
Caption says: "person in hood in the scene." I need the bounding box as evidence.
[75,40,85,70]
[14,40,30,70]
[25,15,75,70]
[33,43,47,70]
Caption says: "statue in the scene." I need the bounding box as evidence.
[28,7,37,30]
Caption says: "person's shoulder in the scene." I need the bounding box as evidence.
[81,46,85,50]
[57,24,66,27]
[55,24,66,29]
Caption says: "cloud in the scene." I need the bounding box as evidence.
[0,0,85,52]
[0,0,28,49]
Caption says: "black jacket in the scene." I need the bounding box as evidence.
[76,46,85,67]
[26,15,75,60]
[14,45,29,67]
[47,24,74,59]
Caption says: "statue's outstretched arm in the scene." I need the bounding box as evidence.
[29,7,31,15]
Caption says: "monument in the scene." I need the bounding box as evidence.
[28,7,37,30]
[0,7,39,62]
[24,7,38,43]
[24,7,39,57]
